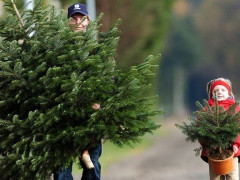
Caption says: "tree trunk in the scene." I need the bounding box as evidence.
[173,65,186,115]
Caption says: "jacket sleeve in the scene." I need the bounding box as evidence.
[233,105,240,148]
[233,135,240,147]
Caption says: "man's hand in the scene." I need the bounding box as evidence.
[92,103,100,110]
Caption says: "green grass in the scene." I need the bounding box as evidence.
[72,124,168,174]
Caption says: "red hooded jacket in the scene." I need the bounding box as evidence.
[200,97,240,162]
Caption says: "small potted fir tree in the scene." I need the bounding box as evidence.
[176,98,240,175]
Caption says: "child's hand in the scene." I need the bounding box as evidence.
[92,103,100,110]
[233,145,238,154]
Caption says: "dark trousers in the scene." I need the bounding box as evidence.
[54,142,102,180]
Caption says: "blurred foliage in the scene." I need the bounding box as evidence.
[159,15,204,113]
[162,17,203,69]
[96,0,174,69]
[159,0,240,113]
[194,0,240,94]
[184,0,240,111]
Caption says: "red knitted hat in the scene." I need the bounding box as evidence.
[210,80,231,98]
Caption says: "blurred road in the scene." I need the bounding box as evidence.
[101,116,209,180]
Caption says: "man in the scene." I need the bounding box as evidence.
[54,3,102,180]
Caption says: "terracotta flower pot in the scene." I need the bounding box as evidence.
[208,152,234,175]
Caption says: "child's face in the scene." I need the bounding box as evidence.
[213,85,229,101]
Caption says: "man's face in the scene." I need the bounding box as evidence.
[69,14,89,32]
[213,85,229,101]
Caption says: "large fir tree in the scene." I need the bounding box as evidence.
[0,0,162,179]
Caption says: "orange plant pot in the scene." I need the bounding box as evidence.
[208,153,234,175]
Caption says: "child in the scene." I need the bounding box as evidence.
[201,78,240,180]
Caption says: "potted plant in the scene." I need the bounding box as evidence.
[176,99,240,175]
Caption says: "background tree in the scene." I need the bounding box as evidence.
[182,0,240,112]
[96,0,174,69]
[159,14,204,114]
[158,0,240,113]
[193,0,240,93]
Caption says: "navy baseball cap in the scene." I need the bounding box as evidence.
[67,3,88,18]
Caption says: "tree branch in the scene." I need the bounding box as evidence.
[10,0,25,28]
